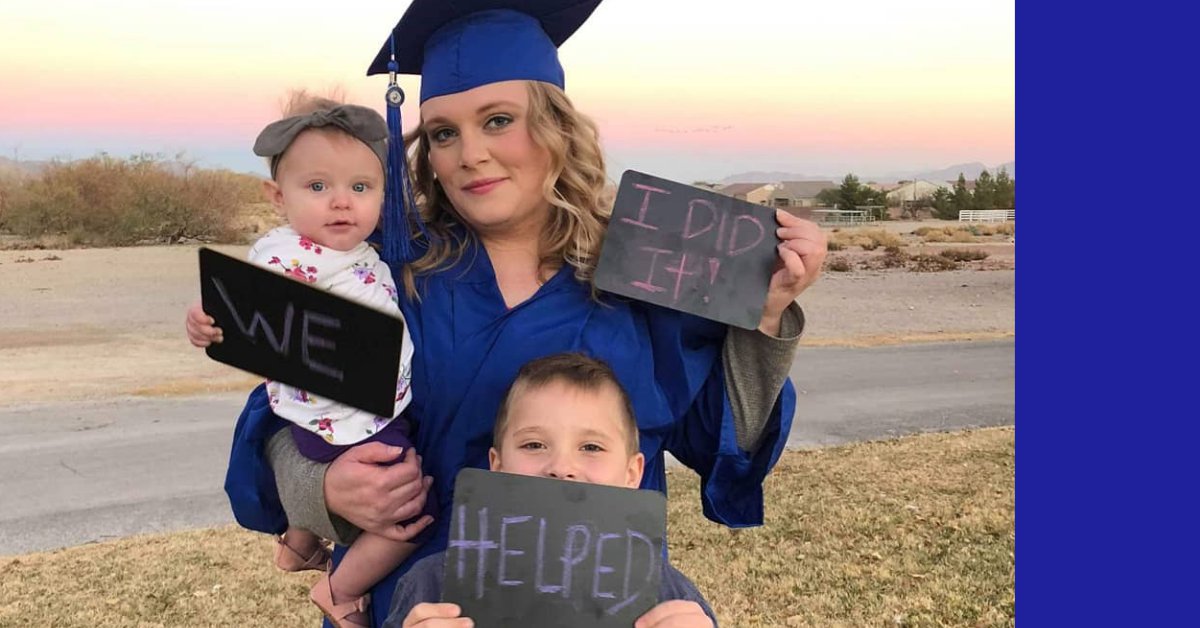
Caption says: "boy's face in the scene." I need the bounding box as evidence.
[263,129,384,252]
[489,380,644,489]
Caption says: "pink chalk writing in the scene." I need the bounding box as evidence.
[619,184,670,231]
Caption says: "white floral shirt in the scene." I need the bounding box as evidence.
[248,226,414,445]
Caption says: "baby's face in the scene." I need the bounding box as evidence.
[489,381,644,489]
[265,129,384,252]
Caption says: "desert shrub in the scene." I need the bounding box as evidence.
[944,229,977,243]
[880,249,910,268]
[831,228,902,251]
[859,229,903,249]
[921,230,949,242]
[910,254,960,272]
[939,248,989,262]
[3,154,260,246]
[827,256,853,272]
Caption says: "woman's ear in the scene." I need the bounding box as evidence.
[626,452,645,489]
[488,447,502,472]
[262,179,285,217]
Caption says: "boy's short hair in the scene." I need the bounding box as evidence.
[493,353,639,455]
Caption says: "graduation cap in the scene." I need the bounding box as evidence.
[368,0,603,269]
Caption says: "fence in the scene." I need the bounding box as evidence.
[959,209,1015,222]
[811,209,875,225]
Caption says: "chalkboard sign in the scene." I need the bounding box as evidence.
[443,469,667,627]
[198,247,404,417]
[595,170,779,329]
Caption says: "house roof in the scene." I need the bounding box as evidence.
[718,182,770,196]
[945,179,978,191]
[775,180,838,198]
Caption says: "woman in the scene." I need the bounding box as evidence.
[187,1,827,625]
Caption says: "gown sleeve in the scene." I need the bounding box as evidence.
[223,383,290,535]
[723,303,805,451]
[653,305,799,528]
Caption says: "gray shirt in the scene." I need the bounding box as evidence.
[381,551,719,628]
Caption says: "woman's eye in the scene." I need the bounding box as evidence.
[430,127,456,143]
[485,115,513,130]
[352,183,367,193]
[308,182,325,192]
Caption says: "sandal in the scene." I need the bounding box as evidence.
[273,534,332,573]
[310,572,371,628]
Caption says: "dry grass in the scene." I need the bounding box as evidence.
[0,429,1013,628]
[670,428,1014,627]
[939,249,989,262]
[0,155,262,248]
[829,229,904,251]
[910,254,962,272]
[912,224,1013,244]
[800,331,1015,348]
[827,256,854,272]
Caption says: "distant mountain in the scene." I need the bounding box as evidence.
[0,157,50,177]
[720,160,1014,186]
[890,161,1015,183]
[719,171,835,184]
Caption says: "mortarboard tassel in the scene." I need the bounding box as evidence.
[382,35,431,269]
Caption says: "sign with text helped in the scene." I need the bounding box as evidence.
[443,469,667,627]
[199,247,403,417]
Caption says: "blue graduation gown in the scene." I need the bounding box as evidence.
[224,239,796,625]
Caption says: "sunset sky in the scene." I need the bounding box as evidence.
[0,0,1013,182]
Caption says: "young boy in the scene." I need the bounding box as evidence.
[382,353,716,628]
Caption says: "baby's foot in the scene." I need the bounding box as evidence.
[273,533,332,572]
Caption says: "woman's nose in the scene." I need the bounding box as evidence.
[458,130,489,169]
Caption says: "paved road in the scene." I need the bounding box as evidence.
[0,340,1013,556]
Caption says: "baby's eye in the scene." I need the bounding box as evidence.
[352,183,367,193]
[308,182,325,192]
[484,115,513,130]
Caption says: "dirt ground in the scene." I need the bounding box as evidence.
[0,224,1014,407]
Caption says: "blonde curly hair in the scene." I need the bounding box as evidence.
[399,81,612,298]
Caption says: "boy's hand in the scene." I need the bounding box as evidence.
[185,301,223,347]
[635,600,714,628]
[402,602,473,627]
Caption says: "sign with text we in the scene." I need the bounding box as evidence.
[198,247,403,417]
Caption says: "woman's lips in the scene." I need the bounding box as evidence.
[462,178,506,195]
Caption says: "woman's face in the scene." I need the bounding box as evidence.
[421,80,553,237]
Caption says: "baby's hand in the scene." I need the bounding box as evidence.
[185,300,223,347]
[402,602,473,627]
[635,600,713,628]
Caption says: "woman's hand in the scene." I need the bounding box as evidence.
[758,209,827,336]
[402,603,473,627]
[635,600,714,628]
[324,442,434,542]
[185,300,223,347]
